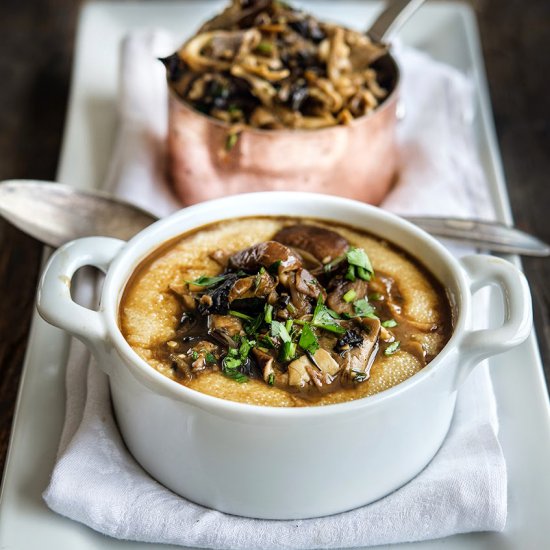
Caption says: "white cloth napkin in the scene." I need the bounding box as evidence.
[43,30,504,549]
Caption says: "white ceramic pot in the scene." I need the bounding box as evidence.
[36,193,532,520]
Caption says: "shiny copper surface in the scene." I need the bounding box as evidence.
[167,57,399,206]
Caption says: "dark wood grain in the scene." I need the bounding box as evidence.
[0,0,548,484]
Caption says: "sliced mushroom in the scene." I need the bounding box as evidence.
[273,224,349,264]
[294,268,324,299]
[288,354,313,387]
[326,277,369,315]
[228,241,302,273]
[288,349,340,388]
[252,347,275,383]
[189,340,218,373]
[207,315,239,348]
[336,317,381,381]
[228,271,277,302]
[208,314,243,337]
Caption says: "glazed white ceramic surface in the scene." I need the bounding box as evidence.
[36,192,532,520]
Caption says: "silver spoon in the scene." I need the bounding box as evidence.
[0,179,548,257]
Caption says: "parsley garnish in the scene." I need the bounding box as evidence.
[268,373,275,386]
[229,309,255,321]
[225,132,239,151]
[323,254,346,273]
[352,370,369,382]
[256,41,273,54]
[384,341,400,356]
[264,303,273,324]
[271,320,292,343]
[220,337,255,383]
[382,319,397,328]
[343,289,356,303]
[311,297,346,335]
[279,341,296,362]
[299,323,319,354]
[187,274,226,288]
[353,298,378,319]
[346,247,374,281]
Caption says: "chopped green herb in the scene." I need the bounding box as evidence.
[299,323,319,354]
[285,319,294,334]
[353,298,378,319]
[287,302,297,315]
[238,337,255,360]
[191,350,199,361]
[244,313,263,336]
[259,334,276,348]
[205,352,217,364]
[222,355,241,370]
[268,260,282,273]
[346,247,374,280]
[254,267,266,291]
[271,320,292,343]
[221,354,249,383]
[223,369,249,383]
[323,254,346,273]
[343,289,357,303]
[368,292,382,301]
[345,264,356,281]
[268,373,275,386]
[256,41,273,54]
[227,105,243,119]
[312,297,346,335]
[264,303,273,324]
[384,341,401,356]
[382,319,398,328]
[229,309,255,321]
[279,341,296,363]
[187,274,226,288]
[352,369,369,383]
[356,267,371,281]
[225,132,239,151]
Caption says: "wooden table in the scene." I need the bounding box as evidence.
[1,0,549,482]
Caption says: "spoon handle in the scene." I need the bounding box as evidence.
[367,0,425,44]
[406,216,550,257]
[0,180,548,256]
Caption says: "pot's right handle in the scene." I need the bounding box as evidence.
[455,255,532,387]
[37,237,125,371]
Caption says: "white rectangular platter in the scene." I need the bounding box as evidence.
[1,2,549,549]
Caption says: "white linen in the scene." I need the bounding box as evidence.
[44,29,504,549]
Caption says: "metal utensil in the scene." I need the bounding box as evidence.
[0,180,548,256]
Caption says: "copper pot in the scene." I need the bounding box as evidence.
[167,0,422,206]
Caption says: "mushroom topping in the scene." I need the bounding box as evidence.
[273,224,349,264]
[288,348,340,388]
[232,270,276,298]
[336,317,381,382]
[208,314,243,337]
[252,347,275,383]
[326,277,368,315]
[156,222,448,399]
[228,240,302,273]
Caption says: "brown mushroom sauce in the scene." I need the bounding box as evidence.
[161,0,390,131]
[119,217,452,407]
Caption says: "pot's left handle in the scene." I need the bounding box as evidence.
[454,254,532,388]
[37,237,125,371]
